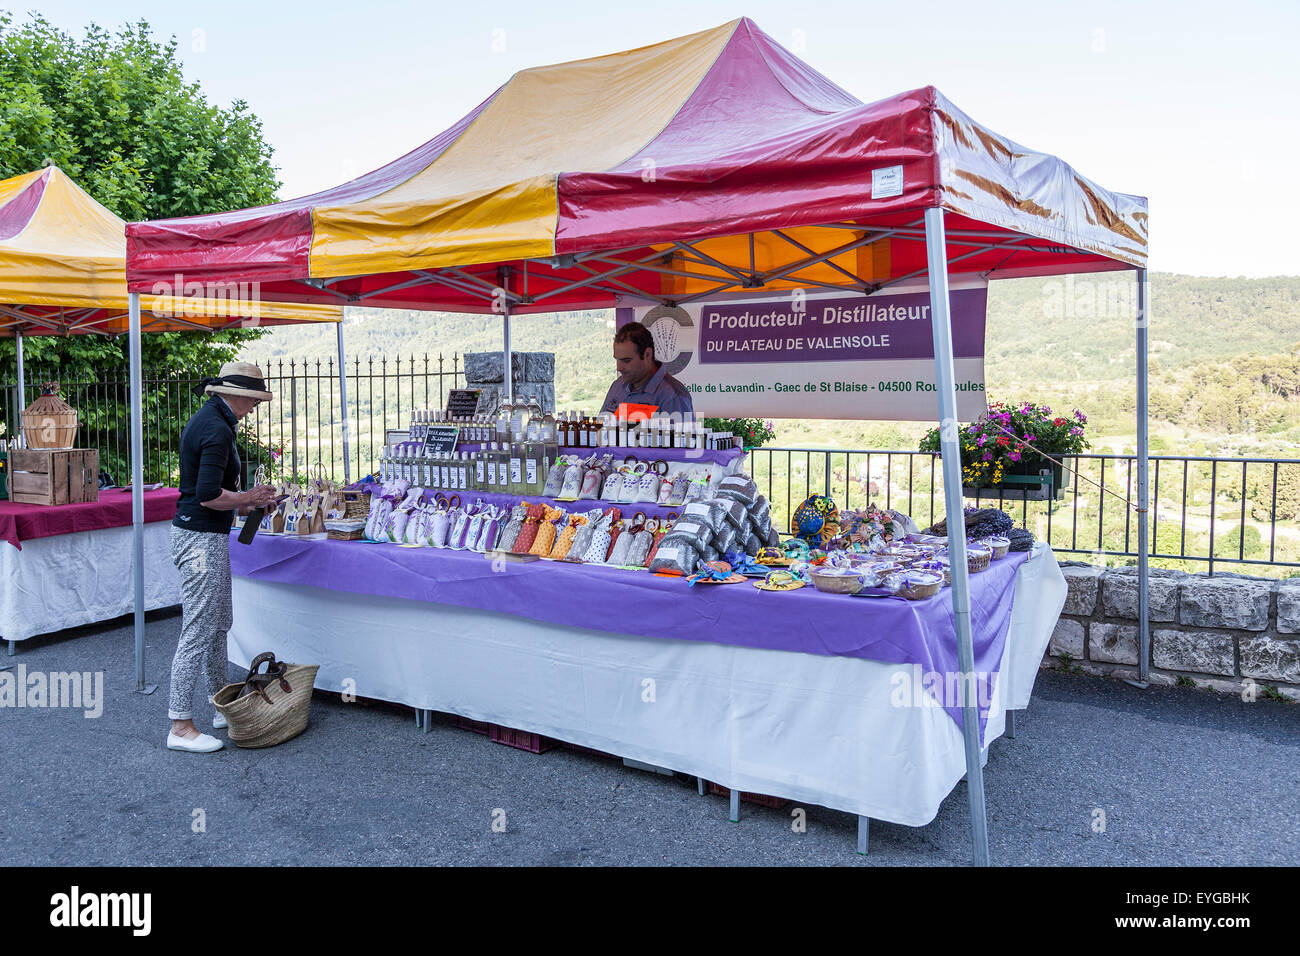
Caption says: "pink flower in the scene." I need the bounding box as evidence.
[982,452,993,461]
[1074,410,1087,423]
[1008,451,1022,462]
[1070,426,1083,436]
[1024,434,1036,441]
[977,435,986,446]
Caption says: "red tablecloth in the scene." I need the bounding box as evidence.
[0,487,180,550]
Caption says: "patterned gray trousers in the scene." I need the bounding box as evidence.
[168,525,233,721]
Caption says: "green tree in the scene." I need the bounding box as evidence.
[0,11,278,375]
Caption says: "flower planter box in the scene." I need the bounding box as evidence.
[964,458,1069,502]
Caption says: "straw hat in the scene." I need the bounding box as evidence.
[199,362,273,401]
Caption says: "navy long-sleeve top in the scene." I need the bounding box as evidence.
[173,396,242,533]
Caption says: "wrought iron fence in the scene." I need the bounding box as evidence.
[3,354,463,487]
[747,447,1300,576]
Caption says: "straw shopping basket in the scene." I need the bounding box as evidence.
[212,652,320,748]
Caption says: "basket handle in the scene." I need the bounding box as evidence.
[244,652,292,700]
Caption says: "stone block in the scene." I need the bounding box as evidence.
[1048,619,1085,659]
[1102,568,1182,622]
[526,352,555,382]
[1239,635,1300,684]
[463,352,503,384]
[515,382,555,412]
[1061,565,1103,616]
[472,385,500,415]
[1278,579,1300,635]
[1179,576,1271,631]
[509,353,527,384]
[1153,628,1235,677]
[1089,623,1138,665]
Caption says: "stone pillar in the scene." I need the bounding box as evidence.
[463,351,555,414]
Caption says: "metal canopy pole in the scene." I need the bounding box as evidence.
[337,316,351,483]
[500,267,513,404]
[14,328,25,435]
[129,292,155,694]
[1136,269,1150,684]
[923,207,990,866]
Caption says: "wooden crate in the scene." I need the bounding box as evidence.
[8,448,99,506]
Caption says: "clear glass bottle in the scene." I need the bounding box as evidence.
[508,441,524,495]
[525,434,540,494]
[480,444,493,494]
[473,449,486,490]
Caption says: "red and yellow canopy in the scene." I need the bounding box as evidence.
[126,18,1147,312]
[0,167,341,336]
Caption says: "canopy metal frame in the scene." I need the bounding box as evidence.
[111,212,1147,867]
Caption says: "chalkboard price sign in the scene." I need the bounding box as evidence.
[446,388,482,418]
[421,425,460,455]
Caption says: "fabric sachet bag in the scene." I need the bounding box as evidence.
[648,537,701,575]
[550,513,585,559]
[624,522,656,567]
[529,506,566,556]
[681,501,729,536]
[558,460,587,499]
[427,501,452,548]
[708,496,748,532]
[656,471,677,506]
[543,458,571,497]
[512,502,546,554]
[716,475,759,506]
[496,502,529,553]
[578,463,605,500]
[581,508,619,563]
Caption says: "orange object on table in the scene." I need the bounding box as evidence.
[616,402,657,423]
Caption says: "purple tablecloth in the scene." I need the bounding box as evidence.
[230,533,1028,742]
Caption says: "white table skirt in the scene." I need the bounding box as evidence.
[2,522,182,644]
[229,544,1065,826]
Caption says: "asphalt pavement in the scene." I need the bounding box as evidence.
[1,608,1296,866]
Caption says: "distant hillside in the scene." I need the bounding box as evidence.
[239,272,1300,450]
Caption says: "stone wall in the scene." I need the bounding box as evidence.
[462,352,555,414]
[1047,563,1300,700]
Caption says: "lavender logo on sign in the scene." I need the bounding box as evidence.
[638,304,693,377]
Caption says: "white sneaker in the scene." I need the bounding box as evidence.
[212,712,228,730]
[167,731,224,753]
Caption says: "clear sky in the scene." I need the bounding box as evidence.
[25,0,1300,277]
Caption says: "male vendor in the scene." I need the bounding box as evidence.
[600,323,695,420]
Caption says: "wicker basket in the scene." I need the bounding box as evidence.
[21,383,78,449]
[212,652,319,748]
[325,518,367,540]
[340,490,370,519]
[897,573,944,600]
[810,569,864,595]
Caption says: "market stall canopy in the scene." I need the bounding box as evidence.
[125,17,1147,314]
[0,167,342,337]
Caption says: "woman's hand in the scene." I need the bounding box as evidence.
[246,484,279,509]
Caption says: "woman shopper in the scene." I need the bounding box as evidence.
[167,362,278,753]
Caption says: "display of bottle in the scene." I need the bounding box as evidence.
[541,408,558,469]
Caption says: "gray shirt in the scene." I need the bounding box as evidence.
[600,363,695,420]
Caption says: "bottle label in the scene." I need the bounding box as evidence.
[440,466,450,487]
[476,460,485,484]
[458,469,466,491]
[526,459,537,485]
[510,459,522,485]
[487,462,496,487]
